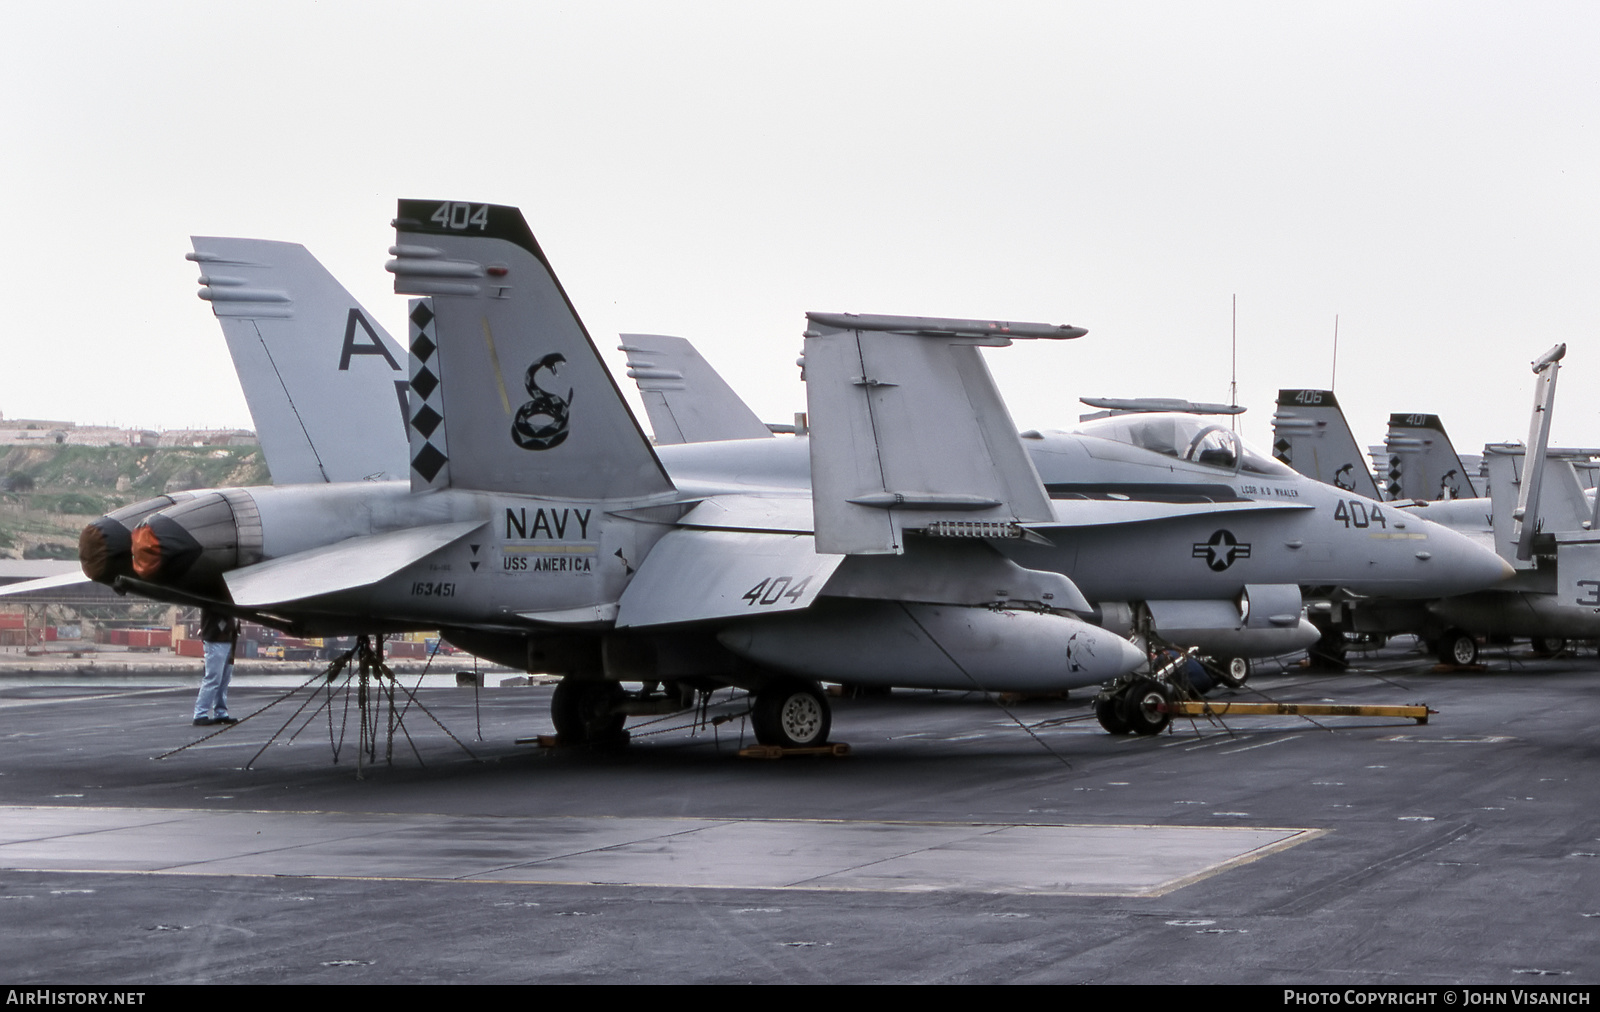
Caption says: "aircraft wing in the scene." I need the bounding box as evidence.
[804,313,1082,555]
[224,520,485,608]
[0,570,96,598]
[619,334,775,444]
[615,529,842,628]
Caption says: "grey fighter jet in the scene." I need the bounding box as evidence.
[113,217,1516,739]
[610,345,1514,685]
[69,200,1174,748]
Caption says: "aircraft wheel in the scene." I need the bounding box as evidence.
[1532,636,1567,657]
[1118,678,1172,736]
[1218,656,1251,688]
[1435,630,1479,667]
[1094,694,1132,735]
[753,679,831,748]
[551,679,627,745]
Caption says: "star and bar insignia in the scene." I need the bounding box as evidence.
[1193,529,1252,572]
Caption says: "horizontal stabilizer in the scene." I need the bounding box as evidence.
[615,529,842,628]
[225,521,484,607]
[619,334,774,444]
[804,312,1081,555]
[190,238,411,484]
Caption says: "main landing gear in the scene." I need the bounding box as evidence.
[751,678,832,748]
[550,679,628,746]
[1531,636,1568,658]
[1308,625,1349,670]
[1434,628,1479,667]
[547,676,836,751]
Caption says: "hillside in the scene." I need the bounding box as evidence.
[0,445,271,560]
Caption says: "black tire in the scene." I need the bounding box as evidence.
[1532,636,1567,657]
[1218,656,1250,688]
[1436,629,1479,667]
[551,679,627,745]
[1094,694,1132,734]
[1118,678,1173,736]
[752,679,831,748]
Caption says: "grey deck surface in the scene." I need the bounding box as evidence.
[0,643,1596,983]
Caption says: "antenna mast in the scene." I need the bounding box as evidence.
[1230,294,1237,430]
[1331,314,1339,391]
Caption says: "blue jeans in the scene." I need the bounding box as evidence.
[194,641,234,719]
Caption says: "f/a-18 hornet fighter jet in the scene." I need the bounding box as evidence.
[73,200,1162,748]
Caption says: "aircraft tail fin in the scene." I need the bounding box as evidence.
[388,201,673,500]
[802,313,1082,555]
[1383,412,1478,501]
[618,334,774,444]
[1486,445,1594,566]
[189,238,411,484]
[1270,389,1381,499]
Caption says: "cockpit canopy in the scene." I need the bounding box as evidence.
[1076,413,1296,478]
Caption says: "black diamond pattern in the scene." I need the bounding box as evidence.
[412,367,438,400]
[411,405,442,438]
[412,443,447,482]
[409,302,434,328]
[412,332,437,362]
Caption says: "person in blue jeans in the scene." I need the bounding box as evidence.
[192,609,238,726]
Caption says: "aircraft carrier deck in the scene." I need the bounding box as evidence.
[1,641,1597,985]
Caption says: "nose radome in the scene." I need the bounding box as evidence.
[1423,522,1517,594]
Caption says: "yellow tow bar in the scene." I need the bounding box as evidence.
[1158,701,1433,724]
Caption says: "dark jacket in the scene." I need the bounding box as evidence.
[199,610,238,644]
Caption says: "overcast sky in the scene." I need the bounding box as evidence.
[3,1,1596,462]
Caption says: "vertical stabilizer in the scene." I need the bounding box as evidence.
[1270,389,1381,499]
[387,200,673,500]
[1383,413,1478,501]
[618,334,774,444]
[189,238,411,484]
[803,313,1081,555]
